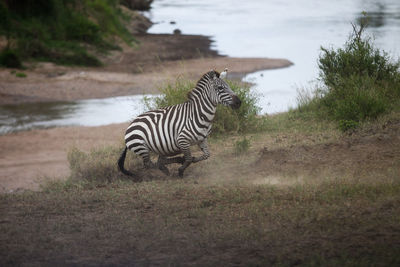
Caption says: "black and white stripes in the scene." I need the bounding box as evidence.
[118,70,241,177]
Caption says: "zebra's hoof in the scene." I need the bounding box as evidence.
[159,167,170,176]
[178,169,184,177]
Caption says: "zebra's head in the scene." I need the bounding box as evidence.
[209,70,241,109]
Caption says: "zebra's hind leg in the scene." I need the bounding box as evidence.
[157,156,170,176]
[142,153,157,169]
[157,155,185,176]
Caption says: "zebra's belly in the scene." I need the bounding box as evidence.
[145,137,181,156]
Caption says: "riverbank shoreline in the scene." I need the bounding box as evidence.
[0,32,292,105]
[0,56,292,105]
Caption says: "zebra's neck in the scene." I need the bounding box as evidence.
[187,73,215,104]
[188,96,217,124]
[186,75,217,124]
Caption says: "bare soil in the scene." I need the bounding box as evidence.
[0,123,128,193]
[255,119,400,180]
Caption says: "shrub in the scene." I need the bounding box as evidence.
[68,146,128,184]
[0,49,22,68]
[322,75,390,121]
[0,0,134,66]
[144,77,264,135]
[213,81,263,134]
[121,0,153,11]
[296,13,400,131]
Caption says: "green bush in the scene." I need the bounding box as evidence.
[144,78,264,135]
[322,75,390,121]
[144,78,192,108]
[0,49,22,68]
[0,0,134,66]
[338,119,359,132]
[121,0,153,11]
[296,13,400,131]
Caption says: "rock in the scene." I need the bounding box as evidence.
[173,29,182,35]
[119,5,153,34]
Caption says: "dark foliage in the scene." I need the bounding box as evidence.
[0,0,135,66]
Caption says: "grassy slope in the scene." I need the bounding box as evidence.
[1,111,400,266]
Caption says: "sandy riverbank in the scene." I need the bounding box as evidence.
[0,32,292,105]
[0,57,292,104]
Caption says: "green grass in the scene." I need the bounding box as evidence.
[234,136,251,155]
[15,72,27,78]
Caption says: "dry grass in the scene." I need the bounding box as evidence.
[1,177,400,266]
[1,112,400,266]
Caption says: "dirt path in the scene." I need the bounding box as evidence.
[0,123,128,192]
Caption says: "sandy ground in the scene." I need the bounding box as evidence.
[0,31,292,104]
[0,33,293,193]
[0,123,128,192]
[0,57,291,104]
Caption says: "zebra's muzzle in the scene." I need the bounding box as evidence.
[231,95,241,109]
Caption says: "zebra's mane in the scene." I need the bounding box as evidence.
[187,70,220,101]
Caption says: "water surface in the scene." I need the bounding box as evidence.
[147,0,400,113]
[0,96,147,134]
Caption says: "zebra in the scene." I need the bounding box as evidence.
[118,69,241,178]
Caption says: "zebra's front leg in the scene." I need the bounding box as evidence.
[192,139,210,163]
[178,147,193,177]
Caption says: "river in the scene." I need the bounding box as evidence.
[147,0,400,113]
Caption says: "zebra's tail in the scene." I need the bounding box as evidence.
[118,146,134,176]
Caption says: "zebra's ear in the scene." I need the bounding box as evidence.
[220,68,228,79]
[210,70,219,79]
